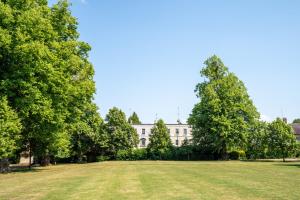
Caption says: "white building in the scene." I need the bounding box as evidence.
[132,123,192,148]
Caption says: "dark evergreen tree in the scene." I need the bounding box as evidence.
[128,112,141,125]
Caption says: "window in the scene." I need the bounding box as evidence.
[168,129,170,134]
[184,129,187,135]
[142,129,145,134]
[141,138,146,147]
[176,140,179,146]
[176,128,179,135]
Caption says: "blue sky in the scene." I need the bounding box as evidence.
[50,0,300,123]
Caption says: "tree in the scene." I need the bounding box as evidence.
[267,118,297,162]
[104,107,139,158]
[246,121,269,159]
[188,55,259,159]
[70,103,108,162]
[147,119,173,159]
[128,112,141,125]
[0,97,22,173]
[293,119,300,124]
[0,1,96,165]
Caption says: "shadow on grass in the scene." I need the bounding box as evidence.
[274,163,300,168]
[241,159,300,163]
[9,166,45,173]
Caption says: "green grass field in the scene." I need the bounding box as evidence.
[0,161,300,200]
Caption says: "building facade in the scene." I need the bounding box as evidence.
[292,123,300,141]
[132,123,192,148]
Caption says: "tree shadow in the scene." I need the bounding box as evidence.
[241,159,281,163]
[9,166,45,173]
[241,159,300,163]
[274,163,300,168]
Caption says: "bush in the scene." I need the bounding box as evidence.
[131,149,147,160]
[229,150,246,160]
[295,143,300,158]
[147,148,174,160]
[96,155,110,162]
[116,150,129,160]
[116,149,148,161]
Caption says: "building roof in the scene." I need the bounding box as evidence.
[292,123,300,135]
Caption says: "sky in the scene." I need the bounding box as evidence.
[50,0,300,123]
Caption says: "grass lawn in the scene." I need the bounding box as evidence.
[0,161,300,200]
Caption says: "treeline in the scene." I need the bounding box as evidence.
[0,1,299,173]
[115,56,299,162]
[115,118,300,162]
[0,1,138,172]
[188,56,299,161]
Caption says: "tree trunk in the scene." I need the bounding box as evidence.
[220,142,228,160]
[29,144,32,169]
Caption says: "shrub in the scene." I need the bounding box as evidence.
[131,149,147,160]
[295,143,300,158]
[116,150,130,160]
[116,149,148,160]
[229,150,246,160]
[96,155,110,162]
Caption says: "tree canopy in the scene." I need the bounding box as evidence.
[188,55,260,159]
[293,119,300,124]
[70,103,107,162]
[0,0,98,164]
[246,121,269,159]
[128,112,141,125]
[147,119,173,159]
[104,107,139,158]
[0,97,22,160]
[267,118,297,162]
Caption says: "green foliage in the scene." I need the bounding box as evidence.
[228,150,246,160]
[96,155,110,162]
[128,112,141,125]
[116,149,148,160]
[147,119,173,159]
[293,119,300,124]
[104,107,139,158]
[246,121,269,159]
[0,0,97,164]
[0,97,22,159]
[70,103,107,162]
[295,142,300,158]
[172,145,194,160]
[188,55,259,159]
[267,118,297,161]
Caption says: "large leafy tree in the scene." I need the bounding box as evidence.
[188,55,259,159]
[128,112,141,125]
[104,107,139,158]
[267,118,297,162]
[246,121,269,159]
[147,119,173,159]
[70,103,108,162]
[0,0,96,164]
[0,96,22,172]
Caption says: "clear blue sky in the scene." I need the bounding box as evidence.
[50,0,300,123]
